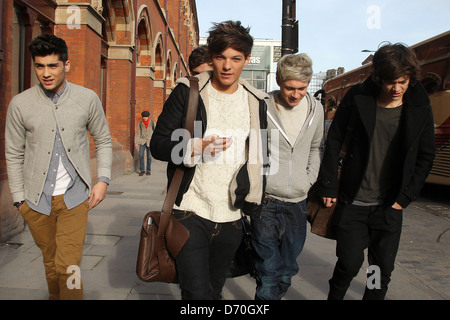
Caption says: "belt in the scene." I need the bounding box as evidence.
[172,209,195,215]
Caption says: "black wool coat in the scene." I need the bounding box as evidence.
[317,77,435,208]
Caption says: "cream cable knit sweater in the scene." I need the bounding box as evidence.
[175,83,250,223]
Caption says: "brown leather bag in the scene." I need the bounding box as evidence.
[136,77,199,283]
[307,125,353,240]
[306,182,337,239]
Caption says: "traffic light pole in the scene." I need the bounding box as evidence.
[281,0,298,56]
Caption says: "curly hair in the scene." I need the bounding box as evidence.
[371,43,421,85]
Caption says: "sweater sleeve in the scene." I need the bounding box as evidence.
[86,90,113,179]
[5,99,26,202]
[307,100,324,186]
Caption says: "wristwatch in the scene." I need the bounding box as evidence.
[13,201,25,209]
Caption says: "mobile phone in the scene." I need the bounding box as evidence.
[213,135,232,145]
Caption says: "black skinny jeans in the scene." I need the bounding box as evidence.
[328,203,402,300]
[173,210,242,300]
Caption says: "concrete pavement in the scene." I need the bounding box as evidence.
[0,159,449,300]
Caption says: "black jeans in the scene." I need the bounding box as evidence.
[173,210,242,300]
[328,203,402,300]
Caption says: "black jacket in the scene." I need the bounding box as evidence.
[317,76,435,208]
[150,72,269,217]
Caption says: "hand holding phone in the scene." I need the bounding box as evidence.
[214,135,232,144]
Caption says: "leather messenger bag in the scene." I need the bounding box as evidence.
[136,77,199,283]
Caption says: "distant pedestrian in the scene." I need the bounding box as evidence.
[251,53,324,300]
[151,20,269,300]
[316,43,435,299]
[135,111,154,176]
[5,34,112,300]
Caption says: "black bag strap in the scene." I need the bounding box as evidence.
[158,77,199,236]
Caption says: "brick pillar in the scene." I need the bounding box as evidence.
[105,58,133,152]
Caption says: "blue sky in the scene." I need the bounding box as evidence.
[196,0,450,74]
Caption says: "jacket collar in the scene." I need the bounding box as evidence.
[358,76,430,108]
[355,76,432,149]
[176,71,269,101]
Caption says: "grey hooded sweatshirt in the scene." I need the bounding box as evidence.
[265,91,324,202]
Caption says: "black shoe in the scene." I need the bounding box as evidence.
[146,171,151,176]
[139,171,144,176]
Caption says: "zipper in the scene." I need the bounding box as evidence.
[286,146,294,197]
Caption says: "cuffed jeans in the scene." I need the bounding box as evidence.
[139,144,152,172]
[172,210,242,300]
[19,195,88,300]
[328,203,402,300]
[251,197,307,300]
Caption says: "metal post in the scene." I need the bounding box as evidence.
[281,0,298,56]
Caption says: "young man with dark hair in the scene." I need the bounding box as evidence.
[5,34,112,300]
[151,20,269,300]
[188,45,212,75]
[317,43,435,299]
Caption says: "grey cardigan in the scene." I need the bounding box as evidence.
[265,92,324,202]
[5,82,112,205]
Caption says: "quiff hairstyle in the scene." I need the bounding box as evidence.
[29,33,69,63]
[276,53,313,83]
[207,20,253,57]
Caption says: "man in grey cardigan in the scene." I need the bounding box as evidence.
[5,34,112,300]
[252,53,324,300]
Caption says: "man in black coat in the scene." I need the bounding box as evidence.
[317,43,435,300]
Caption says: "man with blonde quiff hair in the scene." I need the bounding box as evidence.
[251,53,324,300]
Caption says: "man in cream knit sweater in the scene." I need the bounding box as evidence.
[151,21,269,300]
[5,34,112,300]
[251,53,324,300]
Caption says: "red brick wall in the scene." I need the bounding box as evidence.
[136,76,154,126]
[105,58,132,149]
[55,25,102,96]
[0,0,13,182]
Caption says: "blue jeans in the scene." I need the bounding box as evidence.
[139,144,151,172]
[251,197,307,300]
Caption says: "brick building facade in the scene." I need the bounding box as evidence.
[0,0,199,241]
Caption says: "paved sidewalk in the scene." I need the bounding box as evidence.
[0,159,449,300]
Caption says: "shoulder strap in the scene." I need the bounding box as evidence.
[158,77,199,235]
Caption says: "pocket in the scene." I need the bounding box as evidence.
[384,206,403,230]
[18,201,29,217]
